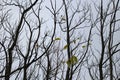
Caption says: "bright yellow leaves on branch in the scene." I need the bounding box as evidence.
[66,55,78,67]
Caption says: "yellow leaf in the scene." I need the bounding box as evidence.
[66,55,78,67]
[71,55,78,64]
[54,38,61,41]
[66,60,71,67]
[63,44,68,50]
[82,45,86,48]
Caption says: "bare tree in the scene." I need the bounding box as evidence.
[1,0,120,80]
[0,0,91,79]
[87,0,120,80]
[0,0,45,80]
[39,0,91,79]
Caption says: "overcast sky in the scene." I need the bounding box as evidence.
[0,0,120,80]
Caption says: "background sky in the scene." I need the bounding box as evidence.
[0,0,120,80]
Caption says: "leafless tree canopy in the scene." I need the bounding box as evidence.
[0,0,120,80]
